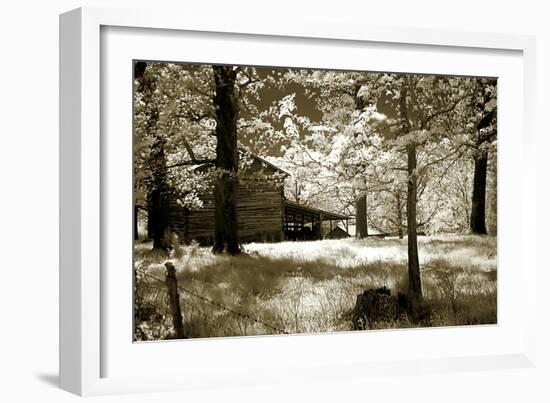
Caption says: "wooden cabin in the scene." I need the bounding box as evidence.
[167,154,349,245]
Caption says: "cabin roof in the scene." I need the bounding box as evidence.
[283,200,348,221]
[183,148,289,177]
[247,152,290,177]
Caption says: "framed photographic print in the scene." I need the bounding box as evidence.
[60,6,537,396]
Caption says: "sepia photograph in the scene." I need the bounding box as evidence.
[132,61,497,341]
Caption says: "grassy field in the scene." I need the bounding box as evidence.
[134,235,497,341]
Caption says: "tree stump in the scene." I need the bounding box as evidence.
[352,287,398,330]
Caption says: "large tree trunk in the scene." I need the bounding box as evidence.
[355,193,368,238]
[149,188,167,249]
[134,205,139,241]
[470,81,496,234]
[147,205,154,240]
[212,66,240,255]
[396,192,404,239]
[354,85,370,239]
[406,143,422,298]
[470,150,488,234]
[149,137,170,250]
[400,80,422,299]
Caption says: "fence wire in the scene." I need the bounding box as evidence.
[135,267,289,336]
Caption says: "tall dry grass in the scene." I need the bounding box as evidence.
[134,235,497,340]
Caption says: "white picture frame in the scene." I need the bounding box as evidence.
[59,6,537,396]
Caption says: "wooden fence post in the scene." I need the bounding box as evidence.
[164,262,186,339]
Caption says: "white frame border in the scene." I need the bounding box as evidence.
[59,6,537,396]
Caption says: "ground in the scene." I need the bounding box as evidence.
[134,235,497,340]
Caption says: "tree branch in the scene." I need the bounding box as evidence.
[421,93,472,129]
[166,159,215,169]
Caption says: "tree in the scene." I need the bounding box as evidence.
[134,62,217,249]
[399,78,421,298]
[212,66,240,255]
[470,80,497,234]
[355,193,368,238]
[133,61,147,241]
[365,74,479,300]
[275,70,387,231]
[133,61,170,250]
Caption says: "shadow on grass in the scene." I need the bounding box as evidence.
[175,252,409,298]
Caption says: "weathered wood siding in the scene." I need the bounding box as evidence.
[169,179,284,245]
